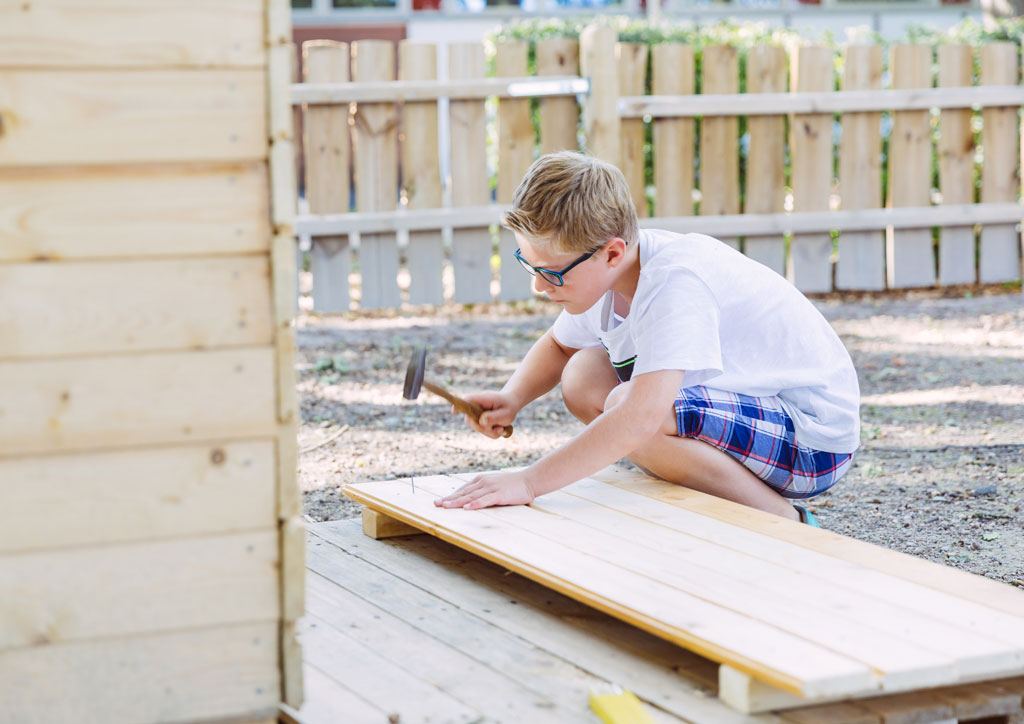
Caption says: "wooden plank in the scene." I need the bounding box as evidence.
[300,202,1023,238]
[297,663,387,723]
[621,85,1024,118]
[0,70,266,166]
[275,325,300,522]
[304,40,351,313]
[361,508,422,539]
[579,24,620,166]
[0,347,276,456]
[0,0,264,69]
[352,40,400,309]
[537,38,580,155]
[496,40,535,303]
[837,44,885,290]
[591,468,1024,620]
[618,42,649,218]
[311,521,780,724]
[937,44,977,286]
[449,42,493,305]
[979,42,1021,283]
[0,440,275,554]
[935,677,1024,719]
[0,163,269,262]
[744,45,787,276]
[888,44,936,289]
[0,257,273,359]
[400,40,444,306]
[700,45,740,250]
[280,516,306,623]
[513,483,1022,685]
[293,75,586,105]
[789,45,834,292]
[300,611,484,723]
[343,477,875,699]
[0,622,279,724]
[306,573,591,723]
[0,530,278,648]
[282,619,304,711]
[651,43,694,218]
[267,10,295,234]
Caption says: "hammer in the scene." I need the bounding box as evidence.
[403,347,513,438]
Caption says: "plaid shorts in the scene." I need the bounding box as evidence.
[674,386,853,499]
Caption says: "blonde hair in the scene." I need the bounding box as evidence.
[502,151,639,254]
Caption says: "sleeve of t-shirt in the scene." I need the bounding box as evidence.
[631,267,724,387]
[550,304,603,350]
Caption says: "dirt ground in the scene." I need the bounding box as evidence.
[296,286,1024,589]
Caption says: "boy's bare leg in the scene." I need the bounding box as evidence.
[561,348,800,520]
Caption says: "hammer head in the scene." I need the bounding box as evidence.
[403,346,427,400]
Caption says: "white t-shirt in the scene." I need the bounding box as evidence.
[551,229,861,453]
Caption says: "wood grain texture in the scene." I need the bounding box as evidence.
[352,40,400,309]
[888,44,936,289]
[789,45,834,292]
[0,622,280,724]
[537,38,580,155]
[0,0,264,68]
[0,70,266,166]
[744,45,787,275]
[0,348,276,456]
[700,45,740,249]
[304,40,352,312]
[0,163,269,262]
[652,44,694,218]
[937,44,977,286]
[449,42,493,305]
[979,42,1021,283]
[837,44,885,290]
[0,440,276,553]
[618,42,649,218]
[579,24,620,166]
[0,530,279,648]
[0,257,273,359]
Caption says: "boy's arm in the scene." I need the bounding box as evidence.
[467,329,578,436]
[439,368,685,509]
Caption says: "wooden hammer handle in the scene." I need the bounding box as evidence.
[422,380,513,438]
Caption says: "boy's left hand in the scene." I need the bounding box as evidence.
[434,469,536,510]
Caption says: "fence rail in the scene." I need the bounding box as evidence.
[293,32,1024,310]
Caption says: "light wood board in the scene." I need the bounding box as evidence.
[345,470,1024,711]
[0,70,266,166]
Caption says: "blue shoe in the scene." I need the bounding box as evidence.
[794,505,820,528]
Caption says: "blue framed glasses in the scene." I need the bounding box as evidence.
[513,246,599,287]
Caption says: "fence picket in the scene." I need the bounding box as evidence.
[700,45,740,249]
[619,42,649,218]
[937,44,976,286]
[303,40,351,312]
[745,45,787,276]
[537,38,580,155]
[888,44,935,289]
[449,42,492,304]
[580,24,620,167]
[400,41,444,306]
[352,40,401,309]
[979,42,1021,283]
[497,40,535,302]
[790,45,834,292]
[837,44,885,290]
[652,44,694,218]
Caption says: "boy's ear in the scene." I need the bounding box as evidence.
[604,237,628,267]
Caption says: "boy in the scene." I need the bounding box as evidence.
[435,151,860,525]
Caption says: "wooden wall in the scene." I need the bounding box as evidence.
[0,1,302,721]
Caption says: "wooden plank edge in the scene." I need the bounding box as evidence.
[342,486,808,698]
[280,515,305,709]
[361,508,425,539]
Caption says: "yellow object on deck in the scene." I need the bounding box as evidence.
[588,685,656,724]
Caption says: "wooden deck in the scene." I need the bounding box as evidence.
[289,518,1024,724]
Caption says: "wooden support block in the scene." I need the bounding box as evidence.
[362,508,424,539]
[718,665,818,713]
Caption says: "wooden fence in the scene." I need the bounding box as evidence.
[292,30,1024,310]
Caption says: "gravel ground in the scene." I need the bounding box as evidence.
[296,286,1024,589]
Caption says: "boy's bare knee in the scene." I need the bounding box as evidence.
[561,347,617,423]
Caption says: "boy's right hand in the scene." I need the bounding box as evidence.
[459,391,518,439]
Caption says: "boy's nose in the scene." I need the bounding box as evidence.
[532,275,554,294]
